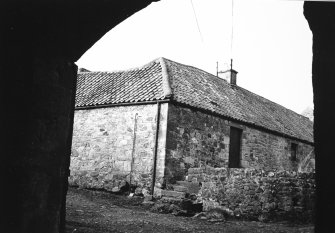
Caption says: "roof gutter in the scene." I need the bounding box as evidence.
[75,98,170,110]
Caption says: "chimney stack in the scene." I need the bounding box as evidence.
[222,68,238,85]
[217,59,238,85]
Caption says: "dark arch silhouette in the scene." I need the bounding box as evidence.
[304,2,335,233]
[0,1,158,232]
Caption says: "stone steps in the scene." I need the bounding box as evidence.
[158,180,204,214]
[173,185,188,193]
[161,180,201,200]
[161,189,186,199]
[176,181,201,194]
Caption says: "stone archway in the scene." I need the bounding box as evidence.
[0,1,158,232]
[304,2,335,233]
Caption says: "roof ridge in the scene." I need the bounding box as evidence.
[158,57,172,97]
[81,58,162,74]
[164,58,232,87]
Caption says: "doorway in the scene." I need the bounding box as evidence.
[228,127,242,168]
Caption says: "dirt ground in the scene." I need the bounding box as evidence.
[66,187,314,233]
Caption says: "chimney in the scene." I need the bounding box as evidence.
[217,59,238,85]
[222,68,238,85]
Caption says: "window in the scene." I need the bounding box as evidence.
[228,127,242,168]
[290,143,298,161]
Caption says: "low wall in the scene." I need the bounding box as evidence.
[189,167,315,222]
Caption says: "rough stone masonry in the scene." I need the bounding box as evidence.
[193,167,314,222]
[69,104,168,193]
[164,104,314,185]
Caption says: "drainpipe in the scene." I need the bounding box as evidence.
[129,113,138,190]
[151,101,161,195]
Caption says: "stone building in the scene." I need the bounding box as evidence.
[69,57,314,195]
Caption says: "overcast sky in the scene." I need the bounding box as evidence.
[76,0,313,114]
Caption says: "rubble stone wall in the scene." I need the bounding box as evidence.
[69,103,168,192]
[165,104,314,184]
[191,167,315,222]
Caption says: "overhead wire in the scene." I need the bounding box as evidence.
[190,0,204,42]
[231,0,234,60]
[230,0,234,68]
[190,1,235,71]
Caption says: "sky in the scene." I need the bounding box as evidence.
[76,0,313,114]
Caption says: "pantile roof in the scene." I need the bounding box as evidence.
[76,57,314,143]
[76,58,170,106]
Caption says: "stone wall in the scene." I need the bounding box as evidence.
[69,103,168,193]
[242,127,315,171]
[191,167,315,222]
[165,104,314,184]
